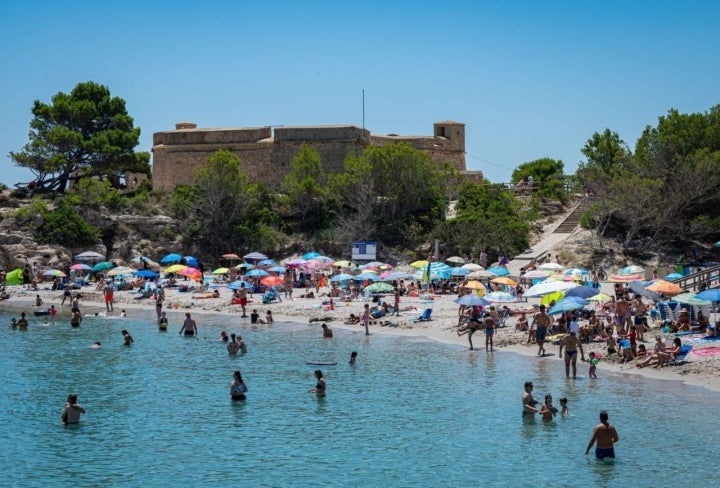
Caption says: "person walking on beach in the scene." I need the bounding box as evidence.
[393,284,401,316]
[179,312,197,336]
[230,370,247,401]
[103,281,114,312]
[559,331,585,378]
[585,410,619,460]
[533,305,551,356]
[61,287,72,306]
[61,394,85,424]
[283,273,293,300]
[361,304,370,335]
[309,370,326,397]
[522,381,539,419]
[238,283,249,318]
[484,311,496,352]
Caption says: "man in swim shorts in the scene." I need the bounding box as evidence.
[521,381,539,419]
[585,410,619,459]
[559,331,585,378]
[179,312,197,336]
[533,305,551,356]
[238,283,248,318]
[61,394,86,424]
[103,281,114,312]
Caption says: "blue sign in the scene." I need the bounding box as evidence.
[351,241,377,261]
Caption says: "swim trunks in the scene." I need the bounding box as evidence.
[595,447,615,459]
[536,327,548,341]
[184,331,195,336]
[105,293,113,302]
[565,350,577,357]
[634,316,644,325]
[485,328,494,336]
[240,298,248,306]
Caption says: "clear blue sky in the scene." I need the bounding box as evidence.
[1,0,718,187]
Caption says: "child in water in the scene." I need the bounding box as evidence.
[559,398,569,415]
[539,394,558,421]
[586,351,599,378]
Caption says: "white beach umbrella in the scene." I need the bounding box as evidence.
[523,280,578,297]
[538,262,564,271]
[467,269,497,280]
[461,263,483,271]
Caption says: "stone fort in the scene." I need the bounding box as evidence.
[151,120,482,191]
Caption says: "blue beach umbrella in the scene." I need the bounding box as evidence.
[454,295,491,307]
[227,280,254,291]
[564,286,602,299]
[330,273,354,282]
[696,289,720,302]
[450,267,470,277]
[302,251,321,260]
[91,261,114,272]
[353,273,379,281]
[486,266,510,277]
[183,256,199,267]
[664,272,684,280]
[548,298,588,315]
[258,259,277,266]
[133,270,159,278]
[267,266,288,273]
[160,253,182,264]
[245,269,270,277]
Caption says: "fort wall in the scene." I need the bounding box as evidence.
[152,121,475,191]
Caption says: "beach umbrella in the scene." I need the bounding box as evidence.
[522,269,550,279]
[183,256,199,267]
[132,256,152,263]
[524,280,578,297]
[364,282,394,293]
[261,276,283,286]
[540,290,565,306]
[378,263,393,270]
[461,263,483,271]
[485,291,517,303]
[303,259,330,270]
[381,271,415,281]
[353,272,379,281]
[178,267,201,277]
[227,280,254,291]
[133,270,159,278]
[212,267,230,274]
[410,260,429,269]
[160,253,182,264]
[491,277,517,286]
[74,250,104,261]
[267,266,288,273]
[564,268,589,275]
[302,251,321,260]
[284,258,307,267]
[258,259,277,266]
[246,269,270,277]
[464,280,485,290]
[608,274,643,283]
[446,256,465,264]
[486,266,510,277]
[454,295,490,307]
[564,286,602,299]
[235,262,254,270]
[334,260,355,268]
[222,253,241,260]
[91,261,114,272]
[628,280,657,298]
[664,272,684,280]
[619,265,644,275]
[70,263,92,271]
[43,269,66,277]
[450,268,470,277]
[6,268,23,285]
[538,262,563,271]
[467,269,497,280]
[244,251,268,261]
[696,289,720,302]
[548,298,587,315]
[588,293,613,302]
[164,264,187,273]
[107,266,133,276]
[330,273,354,282]
[673,293,711,306]
[646,279,682,295]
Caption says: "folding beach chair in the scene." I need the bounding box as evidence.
[413,308,433,322]
[666,344,693,366]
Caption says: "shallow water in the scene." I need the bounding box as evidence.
[1,307,718,487]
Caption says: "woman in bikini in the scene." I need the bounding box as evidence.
[230,370,247,401]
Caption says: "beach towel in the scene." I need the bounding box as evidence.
[689,346,720,357]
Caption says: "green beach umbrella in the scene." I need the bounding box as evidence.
[364,282,394,293]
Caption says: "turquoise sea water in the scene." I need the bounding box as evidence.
[1,306,718,487]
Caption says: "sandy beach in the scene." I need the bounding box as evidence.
[5,278,720,394]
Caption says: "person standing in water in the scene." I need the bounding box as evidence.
[559,331,585,378]
[585,410,619,460]
[230,371,247,401]
[321,323,333,338]
[309,370,326,397]
[179,313,197,336]
[158,312,168,331]
[521,381,539,419]
[61,394,86,424]
[349,351,358,364]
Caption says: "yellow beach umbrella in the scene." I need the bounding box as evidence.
[410,260,429,269]
[212,267,230,274]
[588,293,612,302]
[164,264,187,273]
[541,291,564,306]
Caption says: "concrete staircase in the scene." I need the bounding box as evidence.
[553,197,594,233]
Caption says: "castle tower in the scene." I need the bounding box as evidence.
[434,121,465,152]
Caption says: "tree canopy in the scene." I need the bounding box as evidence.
[9,81,150,193]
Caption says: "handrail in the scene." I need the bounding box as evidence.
[670,264,720,292]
